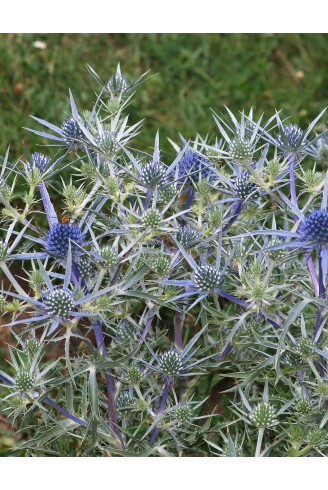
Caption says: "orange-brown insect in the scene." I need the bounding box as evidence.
[60,214,71,224]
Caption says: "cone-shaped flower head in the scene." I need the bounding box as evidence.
[158,350,183,378]
[275,124,306,154]
[45,223,85,258]
[176,225,200,249]
[249,402,277,428]
[139,161,168,190]
[298,209,328,247]
[61,117,85,147]
[193,265,221,292]
[44,289,74,317]
[232,172,260,200]
[26,152,51,173]
[178,147,214,182]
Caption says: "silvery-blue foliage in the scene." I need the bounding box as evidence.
[0,65,327,457]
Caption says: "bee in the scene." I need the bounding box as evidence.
[60,214,71,224]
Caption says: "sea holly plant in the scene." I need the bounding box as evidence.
[0,65,328,457]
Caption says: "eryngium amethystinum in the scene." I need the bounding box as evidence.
[44,289,74,317]
[193,265,221,291]
[298,209,328,246]
[158,350,183,378]
[45,223,85,258]
[275,124,306,153]
[178,148,214,182]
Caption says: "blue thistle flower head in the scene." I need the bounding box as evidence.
[26,152,51,174]
[298,209,328,246]
[232,172,261,200]
[106,73,129,96]
[275,124,306,155]
[178,146,214,183]
[61,117,85,148]
[157,350,183,379]
[44,289,74,317]
[45,223,85,258]
[176,225,200,249]
[139,161,168,190]
[193,265,221,292]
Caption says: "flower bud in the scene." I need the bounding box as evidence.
[249,403,277,428]
[44,289,74,317]
[158,350,183,378]
[175,404,193,425]
[125,364,144,385]
[24,337,40,357]
[15,370,34,393]
[307,428,327,449]
[142,209,162,229]
[193,265,221,292]
[229,136,253,162]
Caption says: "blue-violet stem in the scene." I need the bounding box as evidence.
[289,154,297,207]
[149,377,172,446]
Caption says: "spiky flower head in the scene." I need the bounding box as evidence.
[249,402,277,428]
[298,209,328,247]
[149,255,171,276]
[265,239,287,260]
[229,136,253,162]
[139,161,168,190]
[125,364,144,385]
[222,443,244,457]
[107,97,121,114]
[306,428,327,449]
[295,400,312,415]
[245,321,262,337]
[175,404,193,425]
[26,152,51,174]
[24,337,40,356]
[45,223,85,258]
[29,269,44,289]
[295,338,316,361]
[208,208,224,228]
[96,129,119,157]
[99,246,118,269]
[275,124,306,154]
[78,257,94,278]
[44,289,74,317]
[317,382,328,396]
[178,147,214,183]
[159,183,178,203]
[106,73,129,96]
[232,172,260,200]
[10,396,25,409]
[0,239,8,261]
[61,117,85,148]
[193,265,221,292]
[15,370,34,393]
[116,320,138,344]
[142,209,162,229]
[116,392,136,416]
[280,350,299,368]
[176,225,200,249]
[158,350,183,378]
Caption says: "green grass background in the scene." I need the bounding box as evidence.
[0,33,328,159]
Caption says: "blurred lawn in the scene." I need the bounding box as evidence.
[0,33,328,159]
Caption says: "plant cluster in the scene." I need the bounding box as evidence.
[0,64,327,457]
